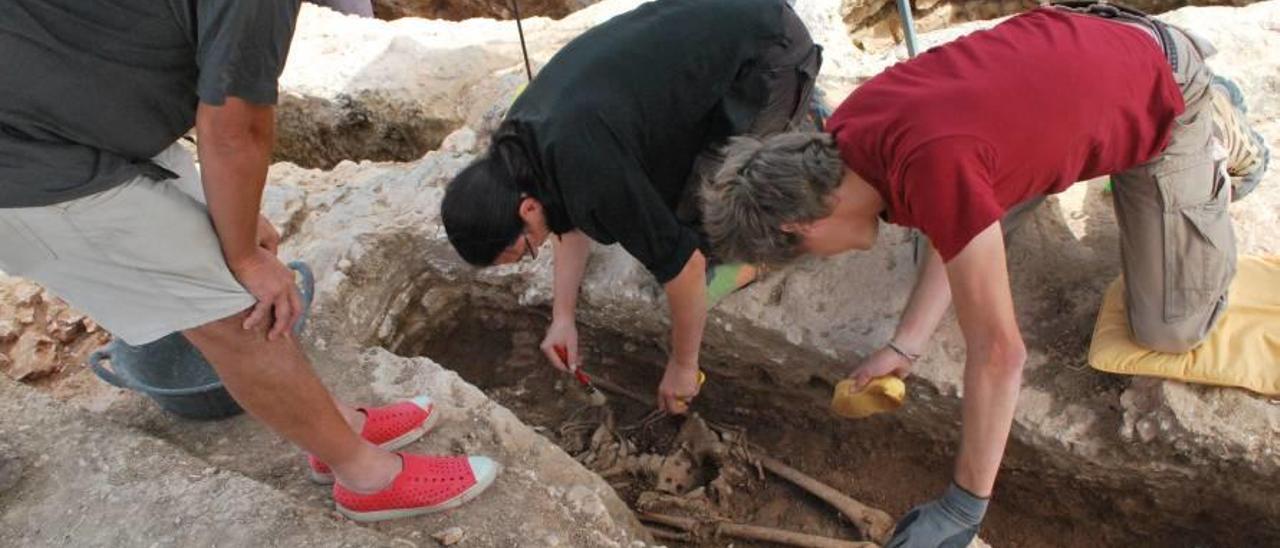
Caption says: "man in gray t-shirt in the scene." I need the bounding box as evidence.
[0,0,496,521]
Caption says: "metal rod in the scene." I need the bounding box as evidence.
[896,0,922,262]
[895,0,922,58]
[511,0,534,81]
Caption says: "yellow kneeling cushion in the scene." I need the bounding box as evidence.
[1089,255,1280,396]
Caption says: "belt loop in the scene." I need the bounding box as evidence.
[1152,20,1179,73]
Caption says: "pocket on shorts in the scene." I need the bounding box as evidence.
[1157,159,1235,321]
[0,216,58,275]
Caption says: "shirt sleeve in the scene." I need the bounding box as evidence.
[196,0,301,106]
[897,137,1004,262]
[553,126,701,284]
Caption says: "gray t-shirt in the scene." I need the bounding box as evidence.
[0,0,301,208]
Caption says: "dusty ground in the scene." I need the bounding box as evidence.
[0,377,398,548]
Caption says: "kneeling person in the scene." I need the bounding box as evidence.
[700,4,1267,546]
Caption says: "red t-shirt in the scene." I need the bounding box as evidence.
[826,8,1184,261]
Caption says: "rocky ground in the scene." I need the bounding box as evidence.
[2,0,1279,546]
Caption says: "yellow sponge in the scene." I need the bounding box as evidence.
[1089,255,1280,396]
[832,376,906,419]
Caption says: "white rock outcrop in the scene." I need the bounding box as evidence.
[276,0,1267,169]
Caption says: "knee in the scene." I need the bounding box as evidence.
[183,308,257,348]
[1128,318,1206,354]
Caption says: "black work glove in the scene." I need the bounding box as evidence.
[887,483,989,548]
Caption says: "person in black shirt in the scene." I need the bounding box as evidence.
[442,0,822,413]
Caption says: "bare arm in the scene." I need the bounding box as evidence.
[196,98,275,268]
[851,239,952,384]
[657,249,708,413]
[551,231,591,323]
[945,223,1027,496]
[196,97,299,339]
[895,240,952,352]
[541,230,592,370]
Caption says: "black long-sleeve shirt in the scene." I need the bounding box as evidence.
[503,0,791,283]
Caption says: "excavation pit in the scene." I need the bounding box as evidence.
[389,294,1212,547]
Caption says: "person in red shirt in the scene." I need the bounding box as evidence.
[699,3,1269,546]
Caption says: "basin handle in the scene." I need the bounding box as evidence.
[288,260,315,334]
[87,348,133,390]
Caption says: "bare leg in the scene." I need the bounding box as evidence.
[184,311,396,492]
[333,397,367,433]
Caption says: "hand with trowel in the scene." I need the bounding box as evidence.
[539,273,703,414]
[547,341,707,413]
[549,344,607,407]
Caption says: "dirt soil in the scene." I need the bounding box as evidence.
[407,304,1165,548]
[372,0,595,22]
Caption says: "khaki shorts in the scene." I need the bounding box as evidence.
[0,142,255,345]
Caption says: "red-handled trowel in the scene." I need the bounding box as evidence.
[555,346,607,406]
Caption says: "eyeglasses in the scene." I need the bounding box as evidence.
[522,233,538,261]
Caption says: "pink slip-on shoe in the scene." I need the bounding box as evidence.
[334,453,500,522]
[308,395,440,484]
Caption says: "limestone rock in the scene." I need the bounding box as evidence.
[431,526,465,545]
[440,127,480,154]
[0,378,397,547]
[47,309,88,345]
[278,6,517,167]
[277,2,596,168]
[276,0,872,168]
[0,451,21,495]
[0,319,18,344]
[6,332,58,382]
[12,282,40,307]
[0,277,111,386]
[277,0,1271,168]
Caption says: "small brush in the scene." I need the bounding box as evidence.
[556,346,607,406]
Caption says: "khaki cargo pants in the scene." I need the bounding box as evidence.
[1062,5,1238,353]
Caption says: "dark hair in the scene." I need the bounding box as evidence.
[441,136,535,266]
